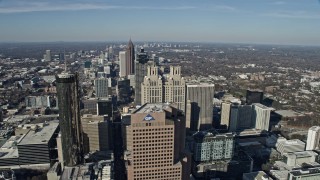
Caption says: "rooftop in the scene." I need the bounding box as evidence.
[18,121,59,145]
[243,171,272,180]
[56,73,75,79]
[309,126,320,131]
[285,151,318,159]
[252,103,274,110]
[290,167,320,176]
[133,103,171,114]
[186,83,215,87]
[275,110,303,117]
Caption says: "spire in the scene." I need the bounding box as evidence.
[128,37,133,46]
[64,50,67,73]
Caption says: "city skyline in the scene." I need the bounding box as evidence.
[0,0,320,45]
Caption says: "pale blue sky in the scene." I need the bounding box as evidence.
[0,0,320,45]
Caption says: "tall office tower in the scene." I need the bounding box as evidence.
[220,102,231,129]
[164,66,186,112]
[229,104,253,132]
[135,48,153,105]
[193,131,235,162]
[306,126,320,150]
[94,78,108,98]
[119,51,127,77]
[125,103,184,180]
[141,65,163,105]
[246,89,263,105]
[97,98,113,117]
[117,78,131,103]
[56,73,83,166]
[126,38,135,75]
[186,83,215,131]
[81,114,112,153]
[252,103,272,131]
[44,50,52,61]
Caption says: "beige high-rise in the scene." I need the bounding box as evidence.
[164,66,186,112]
[125,103,184,180]
[141,65,163,104]
[81,114,111,153]
[221,102,231,129]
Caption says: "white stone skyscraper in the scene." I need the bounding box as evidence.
[252,103,272,131]
[164,66,185,112]
[119,51,127,77]
[306,126,320,150]
[220,102,231,129]
[141,65,163,104]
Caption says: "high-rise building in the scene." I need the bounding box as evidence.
[228,103,271,132]
[135,48,153,105]
[18,121,60,165]
[117,78,131,103]
[220,102,231,129]
[252,103,272,131]
[94,78,109,98]
[246,89,263,105]
[186,83,215,131]
[141,65,163,105]
[124,103,185,180]
[44,50,52,61]
[229,104,253,132]
[192,131,235,162]
[56,73,83,166]
[126,38,135,75]
[119,51,127,77]
[306,126,320,151]
[81,114,112,153]
[97,98,113,117]
[164,66,186,112]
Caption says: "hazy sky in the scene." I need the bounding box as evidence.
[0,0,320,45]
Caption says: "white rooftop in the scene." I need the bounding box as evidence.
[18,121,59,145]
[134,103,171,114]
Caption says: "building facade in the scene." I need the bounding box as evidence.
[94,78,109,98]
[220,102,231,129]
[193,131,235,162]
[186,83,215,131]
[252,103,272,131]
[125,103,185,180]
[135,48,152,105]
[306,126,320,151]
[56,73,83,166]
[126,38,135,75]
[119,51,127,77]
[246,89,263,105]
[164,66,186,112]
[141,65,163,105]
[81,114,111,153]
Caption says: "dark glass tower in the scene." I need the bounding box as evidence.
[56,73,83,166]
[126,38,135,75]
[134,48,152,105]
[246,89,263,105]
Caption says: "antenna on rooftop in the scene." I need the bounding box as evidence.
[64,49,67,72]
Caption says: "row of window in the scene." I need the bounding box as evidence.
[133,153,173,158]
[133,128,173,132]
[134,157,171,162]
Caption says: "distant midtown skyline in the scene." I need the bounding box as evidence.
[0,41,319,47]
[0,0,320,45]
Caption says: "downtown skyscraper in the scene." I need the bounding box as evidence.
[56,72,83,166]
[126,38,135,75]
[135,48,153,105]
[186,83,215,131]
[124,103,186,180]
